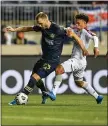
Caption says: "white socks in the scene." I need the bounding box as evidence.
[82,82,99,99]
[52,74,62,95]
[52,75,99,99]
[52,81,61,95]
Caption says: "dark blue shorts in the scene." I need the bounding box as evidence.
[32,59,59,78]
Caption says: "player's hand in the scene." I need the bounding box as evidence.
[94,47,99,58]
[83,49,89,56]
[6,26,15,32]
[66,27,73,37]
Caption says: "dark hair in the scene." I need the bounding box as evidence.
[75,13,89,23]
[35,12,48,20]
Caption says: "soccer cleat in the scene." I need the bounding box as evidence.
[43,91,56,101]
[96,95,104,104]
[41,94,49,104]
[8,99,17,105]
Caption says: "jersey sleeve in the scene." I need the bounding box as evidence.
[32,25,41,32]
[93,36,99,47]
[84,29,96,39]
[84,29,99,47]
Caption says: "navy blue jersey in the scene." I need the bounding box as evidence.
[33,22,66,63]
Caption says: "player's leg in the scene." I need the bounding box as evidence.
[45,59,74,101]
[21,59,47,97]
[74,67,103,104]
[52,64,64,95]
[22,72,48,104]
[54,59,74,95]
[22,73,46,95]
[9,73,45,105]
[34,60,59,103]
[31,59,47,95]
[9,59,47,105]
[31,73,48,104]
[45,64,64,101]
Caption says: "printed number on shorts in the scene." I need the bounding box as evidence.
[43,63,51,70]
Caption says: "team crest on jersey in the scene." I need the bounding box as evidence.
[50,34,55,39]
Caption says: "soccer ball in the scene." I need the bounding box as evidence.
[15,93,28,105]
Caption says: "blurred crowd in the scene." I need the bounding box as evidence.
[1,25,37,45]
[1,1,107,45]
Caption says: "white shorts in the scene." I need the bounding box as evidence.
[61,58,87,81]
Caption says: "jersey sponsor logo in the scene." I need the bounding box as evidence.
[45,38,54,45]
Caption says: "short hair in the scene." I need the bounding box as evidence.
[35,12,48,20]
[75,13,89,23]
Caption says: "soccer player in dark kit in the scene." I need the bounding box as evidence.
[6,12,89,105]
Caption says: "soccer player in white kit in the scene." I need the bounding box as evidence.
[45,13,103,104]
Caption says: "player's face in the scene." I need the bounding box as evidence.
[36,18,49,29]
[75,19,87,30]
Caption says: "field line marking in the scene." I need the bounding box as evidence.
[2,116,82,122]
[44,117,81,122]
[2,116,38,120]
[2,116,106,124]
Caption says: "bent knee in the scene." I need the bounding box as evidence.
[75,80,84,87]
[32,73,40,81]
[55,65,64,75]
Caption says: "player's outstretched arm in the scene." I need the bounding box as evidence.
[66,28,89,56]
[6,26,34,32]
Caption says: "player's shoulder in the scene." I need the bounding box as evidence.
[84,28,96,36]
[52,22,59,28]
[53,22,65,32]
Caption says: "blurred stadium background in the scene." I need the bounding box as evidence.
[1,0,108,126]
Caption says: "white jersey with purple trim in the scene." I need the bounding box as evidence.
[61,27,98,80]
[71,28,97,62]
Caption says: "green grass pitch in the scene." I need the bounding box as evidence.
[1,94,107,126]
